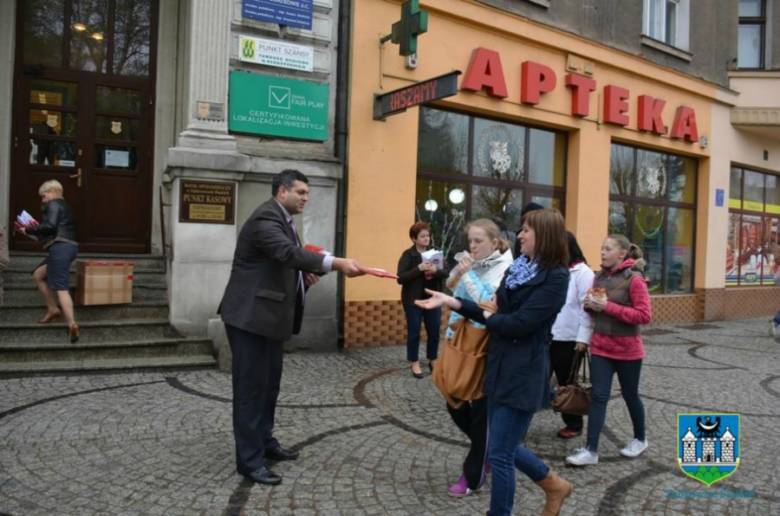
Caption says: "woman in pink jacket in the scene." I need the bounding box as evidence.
[566,234,652,466]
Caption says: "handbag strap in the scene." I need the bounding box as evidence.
[581,351,590,384]
[566,350,590,385]
[566,351,581,384]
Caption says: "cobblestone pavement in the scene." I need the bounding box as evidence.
[1,318,779,515]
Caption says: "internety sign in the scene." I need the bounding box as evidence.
[460,48,700,143]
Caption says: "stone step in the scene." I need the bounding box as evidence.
[0,355,216,378]
[7,252,166,272]
[0,302,169,323]
[0,337,212,362]
[2,268,166,285]
[0,318,177,343]
[2,283,167,303]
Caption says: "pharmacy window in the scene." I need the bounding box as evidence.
[415,108,566,260]
[608,143,697,295]
[643,0,690,51]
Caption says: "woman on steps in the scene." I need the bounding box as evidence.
[20,180,80,343]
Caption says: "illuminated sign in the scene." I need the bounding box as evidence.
[373,71,461,121]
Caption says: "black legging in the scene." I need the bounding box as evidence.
[550,340,584,431]
[446,397,489,489]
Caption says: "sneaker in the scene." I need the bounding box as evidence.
[565,447,599,466]
[620,438,648,458]
[447,475,474,497]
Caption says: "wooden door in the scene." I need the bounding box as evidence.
[10,0,157,253]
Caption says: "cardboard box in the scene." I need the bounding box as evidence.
[76,261,134,305]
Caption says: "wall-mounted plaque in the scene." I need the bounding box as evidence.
[180,180,236,225]
[196,101,225,121]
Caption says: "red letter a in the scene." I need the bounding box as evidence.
[670,106,699,142]
[461,48,508,98]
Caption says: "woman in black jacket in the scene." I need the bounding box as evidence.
[397,222,448,378]
[416,209,573,516]
[20,180,80,343]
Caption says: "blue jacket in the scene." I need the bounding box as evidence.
[456,264,569,412]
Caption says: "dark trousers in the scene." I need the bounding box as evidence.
[225,324,284,475]
[487,402,549,516]
[586,354,646,452]
[446,397,489,490]
[403,303,441,362]
[549,340,584,431]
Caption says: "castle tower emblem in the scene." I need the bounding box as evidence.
[677,413,740,486]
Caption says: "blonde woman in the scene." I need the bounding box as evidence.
[443,219,513,497]
[19,180,80,342]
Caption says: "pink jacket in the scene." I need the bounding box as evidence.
[589,259,652,361]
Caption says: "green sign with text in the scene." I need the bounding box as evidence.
[228,71,329,141]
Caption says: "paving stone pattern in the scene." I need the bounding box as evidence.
[1,318,779,515]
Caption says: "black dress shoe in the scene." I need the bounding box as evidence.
[243,467,282,485]
[411,364,424,379]
[264,447,299,461]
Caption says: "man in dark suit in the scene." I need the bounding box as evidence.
[219,169,362,485]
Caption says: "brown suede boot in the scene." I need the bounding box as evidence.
[536,470,573,516]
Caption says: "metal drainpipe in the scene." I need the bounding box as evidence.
[334,0,352,349]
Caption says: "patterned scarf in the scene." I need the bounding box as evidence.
[505,254,539,290]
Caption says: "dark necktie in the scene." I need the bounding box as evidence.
[288,217,305,306]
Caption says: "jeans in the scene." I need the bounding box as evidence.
[447,397,488,490]
[403,303,441,362]
[487,402,549,516]
[586,354,646,452]
[550,340,584,431]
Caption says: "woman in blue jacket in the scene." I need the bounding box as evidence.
[416,209,573,516]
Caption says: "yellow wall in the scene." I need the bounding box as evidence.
[707,81,780,290]
[346,0,719,302]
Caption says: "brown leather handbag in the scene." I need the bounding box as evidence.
[432,318,490,409]
[551,351,592,416]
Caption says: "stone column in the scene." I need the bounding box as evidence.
[178,0,236,151]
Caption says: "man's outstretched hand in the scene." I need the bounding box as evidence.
[333,258,364,278]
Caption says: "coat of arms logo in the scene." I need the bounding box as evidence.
[677,413,740,486]
[477,124,522,180]
[111,121,122,134]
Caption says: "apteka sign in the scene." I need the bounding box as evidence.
[461,48,700,143]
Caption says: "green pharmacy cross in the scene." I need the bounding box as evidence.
[380,0,428,56]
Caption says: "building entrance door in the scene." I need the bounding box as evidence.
[10,0,157,253]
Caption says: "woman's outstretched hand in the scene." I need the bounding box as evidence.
[414,289,461,311]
